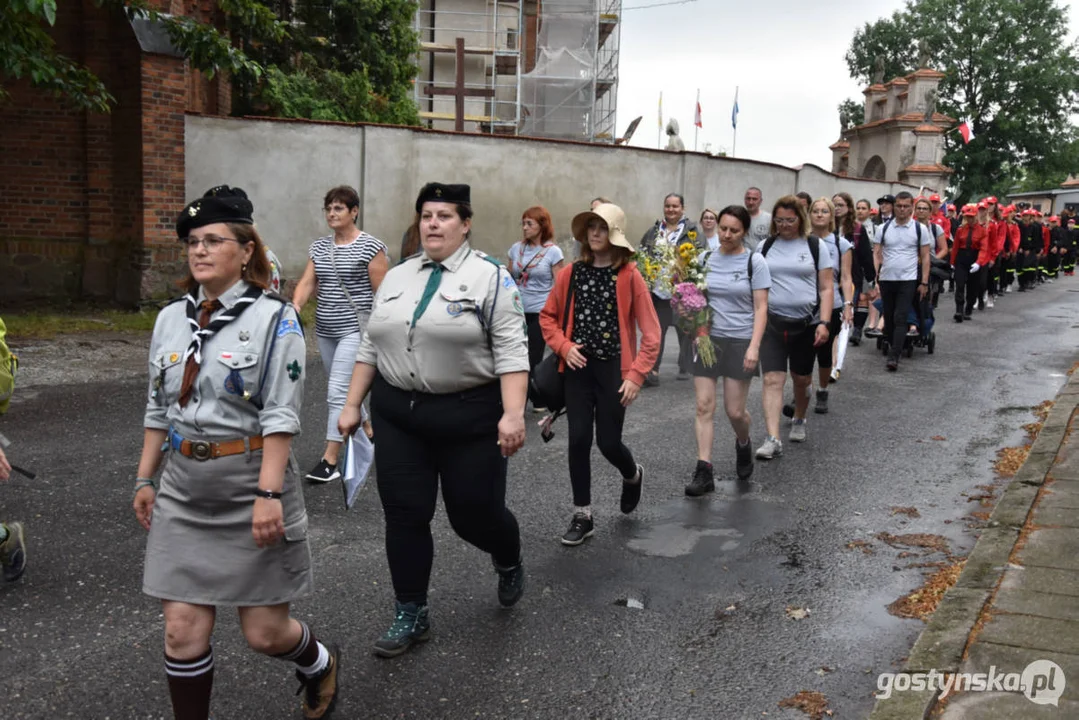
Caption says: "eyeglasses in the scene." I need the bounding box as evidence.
[324,205,350,214]
[774,217,800,226]
[182,235,241,251]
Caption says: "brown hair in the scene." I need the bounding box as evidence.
[576,216,631,269]
[769,195,810,237]
[401,213,421,258]
[323,185,360,210]
[521,206,555,245]
[179,223,271,294]
[832,192,856,239]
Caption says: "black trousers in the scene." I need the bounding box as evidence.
[565,356,637,507]
[1046,251,1061,278]
[524,312,546,370]
[650,294,691,375]
[371,375,521,605]
[880,279,918,362]
[953,249,979,315]
[998,252,1014,289]
[984,260,998,297]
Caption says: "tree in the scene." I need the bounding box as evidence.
[844,0,1079,200]
[1,0,282,113]
[838,98,864,130]
[237,0,420,126]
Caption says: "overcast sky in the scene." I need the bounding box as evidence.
[616,0,1079,168]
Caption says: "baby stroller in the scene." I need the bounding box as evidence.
[872,293,937,358]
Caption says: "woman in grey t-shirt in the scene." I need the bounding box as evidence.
[686,206,770,497]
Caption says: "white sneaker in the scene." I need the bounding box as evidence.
[789,419,807,443]
[755,436,783,460]
[986,296,995,308]
[1004,285,1012,293]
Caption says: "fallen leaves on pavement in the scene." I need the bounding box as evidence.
[845,539,874,554]
[887,560,966,621]
[891,506,921,517]
[876,532,951,555]
[931,435,947,441]
[993,446,1030,478]
[778,690,833,719]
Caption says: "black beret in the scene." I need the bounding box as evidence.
[877,194,896,205]
[177,185,255,238]
[415,183,470,213]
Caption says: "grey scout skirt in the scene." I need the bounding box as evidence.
[143,449,313,606]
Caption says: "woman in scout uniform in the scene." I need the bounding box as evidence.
[337,182,530,659]
[132,186,339,720]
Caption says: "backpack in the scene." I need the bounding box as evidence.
[760,235,822,314]
[0,318,17,416]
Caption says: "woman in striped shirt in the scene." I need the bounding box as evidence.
[293,185,389,483]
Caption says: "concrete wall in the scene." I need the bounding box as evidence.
[186,115,922,280]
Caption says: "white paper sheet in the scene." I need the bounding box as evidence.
[835,321,852,371]
[340,432,374,510]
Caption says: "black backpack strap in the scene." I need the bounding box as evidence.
[880,219,894,245]
[760,236,777,256]
[747,251,753,282]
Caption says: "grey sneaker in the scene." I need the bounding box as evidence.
[0,522,27,582]
[755,436,783,460]
[790,419,807,443]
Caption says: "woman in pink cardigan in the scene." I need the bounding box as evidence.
[540,203,661,547]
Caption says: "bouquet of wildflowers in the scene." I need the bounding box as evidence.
[670,281,716,367]
[633,242,677,297]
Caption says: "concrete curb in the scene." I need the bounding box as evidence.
[868,371,1079,720]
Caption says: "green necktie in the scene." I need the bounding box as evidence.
[412,262,444,326]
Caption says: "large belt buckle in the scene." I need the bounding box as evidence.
[190,441,212,461]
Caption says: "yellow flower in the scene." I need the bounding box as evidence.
[679,241,695,253]
[686,231,697,241]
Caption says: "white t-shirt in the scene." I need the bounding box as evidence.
[820,233,853,307]
[706,250,771,340]
[759,236,830,320]
[747,211,771,251]
[873,219,932,282]
[507,242,565,313]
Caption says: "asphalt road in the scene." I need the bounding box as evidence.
[1,281,1077,720]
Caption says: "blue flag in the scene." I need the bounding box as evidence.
[731,88,740,129]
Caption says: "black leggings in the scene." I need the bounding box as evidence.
[815,309,842,370]
[565,356,637,507]
[650,294,691,374]
[371,375,521,605]
[524,312,546,370]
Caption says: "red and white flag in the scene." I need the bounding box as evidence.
[694,96,702,128]
[958,120,975,144]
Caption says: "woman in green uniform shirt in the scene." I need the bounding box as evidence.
[338,182,530,659]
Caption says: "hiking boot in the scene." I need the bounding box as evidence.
[295,644,340,719]
[620,464,643,514]
[494,558,525,608]
[789,419,807,443]
[305,459,340,484]
[0,522,26,582]
[735,440,754,480]
[561,512,594,546]
[814,390,829,414]
[685,461,714,497]
[954,313,963,323]
[373,602,430,658]
[755,436,783,460]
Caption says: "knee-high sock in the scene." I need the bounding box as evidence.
[273,619,329,678]
[165,647,214,720]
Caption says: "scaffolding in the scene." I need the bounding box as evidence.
[519,0,621,143]
[412,0,524,134]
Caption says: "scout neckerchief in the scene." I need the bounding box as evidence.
[512,242,553,287]
[657,217,687,249]
[179,284,262,407]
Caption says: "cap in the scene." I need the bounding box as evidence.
[177,185,254,239]
[947,203,957,211]
[977,201,989,210]
[877,194,896,205]
[987,196,998,204]
[929,194,941,202]
[962,205,978,217]
[415,182,471,213]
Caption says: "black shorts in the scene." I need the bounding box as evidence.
[692,336,759,381]
[760,314,817,377]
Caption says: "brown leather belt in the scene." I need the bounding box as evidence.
[177,435,264,461]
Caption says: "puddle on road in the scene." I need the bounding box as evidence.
[625,489,784,558]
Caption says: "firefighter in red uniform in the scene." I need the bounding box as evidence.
[982,197,1005,307]
[952,204,991,322]
[1036,211,1050,283]
[929,194,951,244]
[997,205,1021,293]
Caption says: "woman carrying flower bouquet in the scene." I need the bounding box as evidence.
[755,196,833,460]
[638,193,704,386]
[540,203,660,546]
[686,206,771,497]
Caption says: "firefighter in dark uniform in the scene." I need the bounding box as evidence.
[337,183,530,659]
[1047,215,1067,281]
[1018,210,1041,291]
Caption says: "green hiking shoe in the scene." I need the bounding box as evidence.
[372,601,430,658]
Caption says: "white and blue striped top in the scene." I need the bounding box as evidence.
[310,232,387,338]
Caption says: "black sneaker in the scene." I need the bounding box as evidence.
[305,459,340,484]
[685,461,714,497]
[963,313,973,321]
[0,522,26,583]
[494,558,525,607]
[373,602,430,658]
[620,464,643,514]
[849,327,862,346]
[814,390,829,414]
[735,440,754,479]
[886,358,899,372]
[561,513,594,546]
[954,313,963,323]
[676,371,691,381]
[643,372,660,388]
[782,402,796,419]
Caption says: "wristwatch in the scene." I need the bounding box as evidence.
[254,488,283,500]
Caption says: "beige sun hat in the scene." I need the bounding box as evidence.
[571,203,633,251]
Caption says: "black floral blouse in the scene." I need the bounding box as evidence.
[571,263,620,360]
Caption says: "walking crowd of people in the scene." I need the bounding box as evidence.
[0,179,1077,720]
